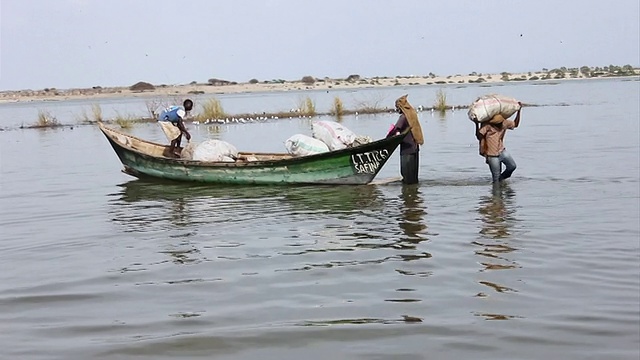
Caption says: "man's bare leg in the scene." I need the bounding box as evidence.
[172,135,183,157]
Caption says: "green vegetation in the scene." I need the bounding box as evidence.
[130,81,155,92]
[497,64,638,83]
[297,96,316,117]
[434,89,448,112]
[114,112,134,129]
[353,93,386,114]
[76,104,109,124]
[76,109,91,124]
[301,76,316,85]
[92,104,103,122]
[468,77,486,83]
[9,63,638,131]
[198,98,226,120]
[331,96,344,118]
[36,110,59,127]
[145,98,169,120]
[208,78,234,86]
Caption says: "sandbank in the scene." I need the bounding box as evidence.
[1,70,638,104]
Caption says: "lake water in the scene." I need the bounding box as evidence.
[1,79,639,360]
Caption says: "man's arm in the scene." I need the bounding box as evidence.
[386,114,407,138]
[513,102,522,128]
[177,119,191,141]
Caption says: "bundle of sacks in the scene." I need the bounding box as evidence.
[284,120,372,157]
[467,94,521,123]
[181,139,238,162]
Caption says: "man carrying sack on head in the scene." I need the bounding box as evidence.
[474,102,522,183]
[386,94,424,184]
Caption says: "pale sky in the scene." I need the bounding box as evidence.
[1,0,638,91]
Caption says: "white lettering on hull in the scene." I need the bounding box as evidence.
[351,149,389,174]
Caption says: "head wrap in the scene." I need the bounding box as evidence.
[395,95,424,145]
[488,114,505,125]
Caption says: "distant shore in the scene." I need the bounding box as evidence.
[1,66,638,104]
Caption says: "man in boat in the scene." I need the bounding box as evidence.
[386,94,424,184]
[157,99,193,157]
[474,103,522,183]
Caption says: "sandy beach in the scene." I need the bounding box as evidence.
[1,68,638,104]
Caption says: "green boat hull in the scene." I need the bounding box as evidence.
[99,123,406,185]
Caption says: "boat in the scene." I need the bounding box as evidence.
[98,122,408,185]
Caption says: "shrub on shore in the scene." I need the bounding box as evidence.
[208,78,234,86]
[130,81,155,92]
[301,76,315,85]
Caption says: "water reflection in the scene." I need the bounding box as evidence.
[399,184,428,244]
[477,184,517,240]
[474,184,520,297]
[108,180,387,235]
[436,110,448,133]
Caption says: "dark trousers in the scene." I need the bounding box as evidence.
[400,153,419,184]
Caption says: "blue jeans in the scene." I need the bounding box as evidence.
[486,150,517,183]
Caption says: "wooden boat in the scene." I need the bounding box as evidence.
[98,122,407,185]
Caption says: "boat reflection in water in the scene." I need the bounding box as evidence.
[107,179,389,249]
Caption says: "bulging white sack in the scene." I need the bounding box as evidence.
[468,94,521,123]
[311,120,357,151]
[285,134,330,157]
[182,139,238,162]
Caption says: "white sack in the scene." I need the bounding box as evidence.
[467,94,521,123]
[285,134,330,157]
[311,120,357,151]
[180,142,197,160]
[185,139,238,162]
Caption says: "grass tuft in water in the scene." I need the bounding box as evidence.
[434,89,448,112]
[114,112,134,129]
[36,110,59,127]
[198,98,226,121]
[76,109,92,124]
[92,104,103,122]
[331,96,344,118]
[297,96,316,117]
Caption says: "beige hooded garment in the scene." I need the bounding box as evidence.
[395,94,424,145]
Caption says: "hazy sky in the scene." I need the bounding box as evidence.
[1,0,638,90]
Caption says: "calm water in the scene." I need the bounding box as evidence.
[1,79,639,360]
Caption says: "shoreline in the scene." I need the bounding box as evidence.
[1,69,638,104]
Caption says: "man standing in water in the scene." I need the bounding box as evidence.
[387,94,424,184]
[157,99,193,157]
[475,104,522,183]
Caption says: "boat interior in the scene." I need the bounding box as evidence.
[100,123,294,162]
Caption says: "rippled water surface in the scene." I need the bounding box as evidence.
[1,79,639,359]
